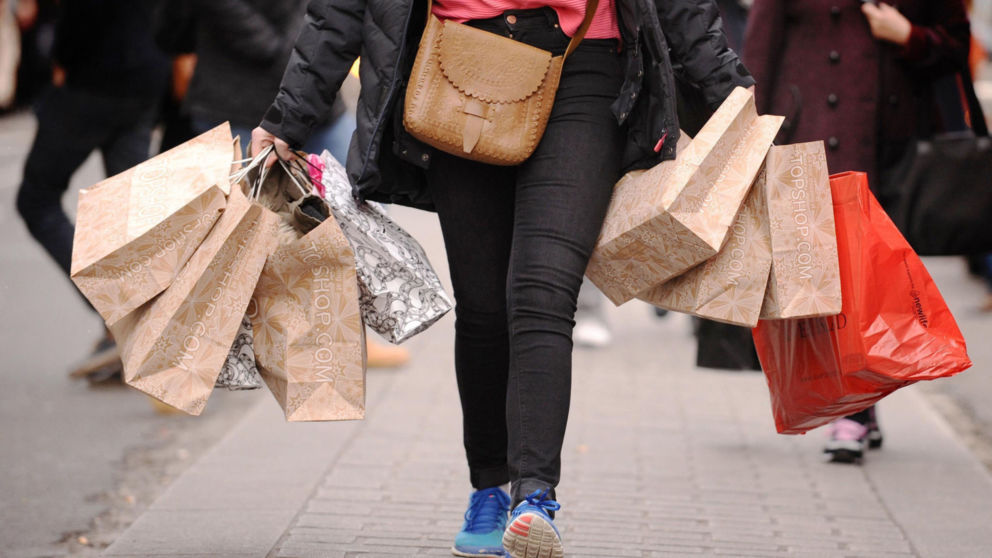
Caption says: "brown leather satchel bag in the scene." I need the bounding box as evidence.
[403,0,599,166]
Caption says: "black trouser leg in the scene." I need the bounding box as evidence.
[16,86,155,304]
[426,14,624,506]
[428,157,516,491]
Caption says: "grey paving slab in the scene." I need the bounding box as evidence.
[102,206,992,558]
[102,368,394,556]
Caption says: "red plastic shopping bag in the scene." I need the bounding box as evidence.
[752,172,971,434]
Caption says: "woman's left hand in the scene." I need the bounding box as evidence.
[861,2,912,46]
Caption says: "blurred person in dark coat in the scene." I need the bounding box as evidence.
[180,0,329,142]
[744,0,971,463]
[15,1,168,381]
[9,0,58,107]
[178,0,353,161]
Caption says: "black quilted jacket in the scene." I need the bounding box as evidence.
[260,0,754,209]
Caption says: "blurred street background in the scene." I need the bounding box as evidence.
[4,0,992,557]
[4,89,992,556]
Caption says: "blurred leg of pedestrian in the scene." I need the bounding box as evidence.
[16,85,157,381]
[981,253,992,311]
[573,277,612,349]
[695,319,760,370]
[17,85,155,282]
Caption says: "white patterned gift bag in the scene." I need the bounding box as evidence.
[214,315,262,390]
[317,152,452,344]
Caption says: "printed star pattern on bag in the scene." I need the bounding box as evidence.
[587,87,784,305]
[759,142,842,319]
[639,172,773,327]
[249,214,367,422]
[71,124,236,326]
[112,186,279,415]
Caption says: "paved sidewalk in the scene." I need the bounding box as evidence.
[103,208,992,558]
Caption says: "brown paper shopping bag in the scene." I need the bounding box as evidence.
[638,173,772,327]
[71,123,235,326]
[586,87,784,305]
[759,142,841,319]
[249,204,367,422]
[111,186,279,415]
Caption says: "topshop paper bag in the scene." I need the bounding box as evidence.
[587,87,784,305]
[759,142,842,319]
[249,214,367,422]
[753,172,971,434]
[317,151,452,344]
[111,187,279,415]
[638,173,772,327]
[71,123,235,326]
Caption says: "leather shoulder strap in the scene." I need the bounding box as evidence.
[565,0,601,59]
[961,69,990,137]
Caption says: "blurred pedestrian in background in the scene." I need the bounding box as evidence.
[167,0,313,143]
[744,0,972,463]
[151,0,197,153]
[3,0,58,110]
[15,1,168,381]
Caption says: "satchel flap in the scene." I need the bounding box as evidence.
[438,19,552,104]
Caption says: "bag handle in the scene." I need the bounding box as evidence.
[960,68,989,138]
[917,68,988,139]
[425,0,600,60]
[566,0,600,59]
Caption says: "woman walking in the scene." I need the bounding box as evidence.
[743,0,971,463]
[252,1,753,555]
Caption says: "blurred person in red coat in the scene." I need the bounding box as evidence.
[744,0,972,463]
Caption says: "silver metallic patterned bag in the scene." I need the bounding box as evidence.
[317,152,452,344]
[214,315,262,390]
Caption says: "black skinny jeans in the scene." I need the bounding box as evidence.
[425,9,625,506]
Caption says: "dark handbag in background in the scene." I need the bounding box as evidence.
[886,71,992,255]
[696,318,761,371]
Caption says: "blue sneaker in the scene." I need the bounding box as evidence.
[452,487,511,557]
[502,489,563,558]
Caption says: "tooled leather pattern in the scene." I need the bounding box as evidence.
[437,19,552,104]
[403,15,563,165]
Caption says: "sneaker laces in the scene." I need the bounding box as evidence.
[522,489,561,515]
[463,488,510,534]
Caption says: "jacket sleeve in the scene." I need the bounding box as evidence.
[153,0,197,55]
[190,0,289,63]
[654,0,755,109]
[740,0,785,115]
[900,1,971,74]
[260,0,365,147]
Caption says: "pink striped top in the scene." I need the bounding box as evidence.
[432,1,620,40]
